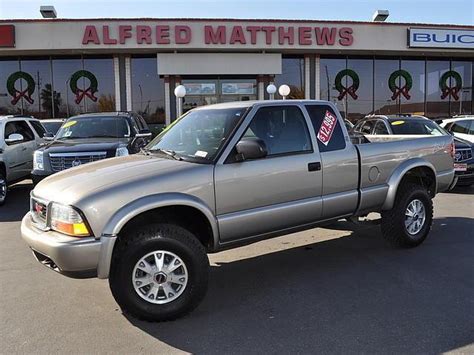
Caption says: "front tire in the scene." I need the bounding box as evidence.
[109,223,209,322]
[381,183,433,248]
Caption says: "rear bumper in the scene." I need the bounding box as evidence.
[21,212,101,278]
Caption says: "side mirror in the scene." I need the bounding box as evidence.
[135,129,152,138]
[5,133,24,144]
[43,132,55,141]
[235,138,267,161]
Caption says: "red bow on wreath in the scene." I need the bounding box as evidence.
[441,87,460,101]
[11,89,34,105]
[338,86,358,100]
[391,86,411,100]
[74,87,98,104]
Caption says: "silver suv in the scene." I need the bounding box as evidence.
[0,115,46,205]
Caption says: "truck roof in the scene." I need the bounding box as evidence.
[192,99,332,111]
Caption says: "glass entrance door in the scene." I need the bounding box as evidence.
[182,78,257,112]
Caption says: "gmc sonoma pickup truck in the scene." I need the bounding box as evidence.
[21,100,456,321]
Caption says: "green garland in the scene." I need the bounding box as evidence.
[69,70,98,104]
[7,71,35,105]
[335,69,359,100]
[439,71,462,100]
[388,70,413,100]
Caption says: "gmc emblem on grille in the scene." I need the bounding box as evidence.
[72,158,82,167]
[34,202,43,214]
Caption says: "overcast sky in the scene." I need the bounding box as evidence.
[0,0,473,25]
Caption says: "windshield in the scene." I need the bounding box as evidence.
[56,116,130,139]
[42,121,63,135]
[390,120,446,136]
[147,107,247,161]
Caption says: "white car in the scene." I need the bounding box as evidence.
[440,116,474,143]
[0,115,46,205]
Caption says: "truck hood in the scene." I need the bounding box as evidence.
[33,153,197,203]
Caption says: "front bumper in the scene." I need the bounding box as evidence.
[21,212,101,278]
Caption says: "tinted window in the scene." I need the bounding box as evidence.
[306,105,346,152]
[42,121,63,134]
[4,121,35,144]
[389,120,445,135]
[56,116,130,139]
[30,121,46,137]
[373,120,389,135]
[450,120,472,134]
[242,106,312,156]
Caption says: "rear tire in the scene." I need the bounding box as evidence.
[0,172,7,206]
[109,222,209,322]
[381,183,433,248]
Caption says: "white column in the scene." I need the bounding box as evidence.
[304,55,310,100]
[113,56,121,111]
[258,80,264,100]
[315,55,321,100]
[164,76,171,126]
[124,56,132,111]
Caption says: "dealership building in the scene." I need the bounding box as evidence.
[0,18,473,125]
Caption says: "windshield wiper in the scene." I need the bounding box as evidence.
[152,148,183,161]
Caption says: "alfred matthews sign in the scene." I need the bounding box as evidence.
[81,24,354,46]
[409,28,474,49]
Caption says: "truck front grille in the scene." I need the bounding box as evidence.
[454,148,473,162]
[49,152,107,172]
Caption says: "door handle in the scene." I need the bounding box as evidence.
[308,162,321,172]
[21,147,28,151]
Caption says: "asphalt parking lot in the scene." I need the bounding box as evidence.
[1,182,473,354]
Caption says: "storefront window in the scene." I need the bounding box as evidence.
[426,60,450,118]
[83,57,116,113]
[0,58,20,115]
[19,58,53,119]
[374,59,400,115]
[347,58,373,121]
[131,57,165,124]
[400,59,425,115]
[450,61,473,116]
[51,57,84,118]
[274,57,305,99]
[320,58,347,118]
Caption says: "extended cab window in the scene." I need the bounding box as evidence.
[374,120,389,135]
[305,105,346,152]
[242,106,312,156]
[4,121,35,145]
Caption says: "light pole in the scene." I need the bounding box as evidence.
[138,84,143,112]
[278,85,290,100]
[266,84,277,100]
[65,78,70,118]
[174,85,186,118]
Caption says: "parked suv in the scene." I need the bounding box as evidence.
[353,114,473,187]
[440,116,474,143]
[31,112,152,184]
[0,115,46,205]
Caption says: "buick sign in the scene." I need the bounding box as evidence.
[408,28,474,49]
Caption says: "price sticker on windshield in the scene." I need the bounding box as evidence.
[317,110,338,146]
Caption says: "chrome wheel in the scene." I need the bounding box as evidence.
[405,199,426,235]
[132,250,188,305]
[0,177,6,204]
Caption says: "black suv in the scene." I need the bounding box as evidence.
[31,112,152,184]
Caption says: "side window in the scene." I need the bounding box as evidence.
[4,121,35,144]
[451,120,471,134]
[305,105,346,152]
[29,121,46,138]
[129,117,140,134]
[360,120,375,135]
[373,120,389,135]
[241,106,312,156]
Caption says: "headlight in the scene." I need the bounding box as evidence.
[115,147,129,157]
[50,203,91,237]
[33,151,44,170]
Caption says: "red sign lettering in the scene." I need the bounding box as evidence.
[0,25,15,47]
